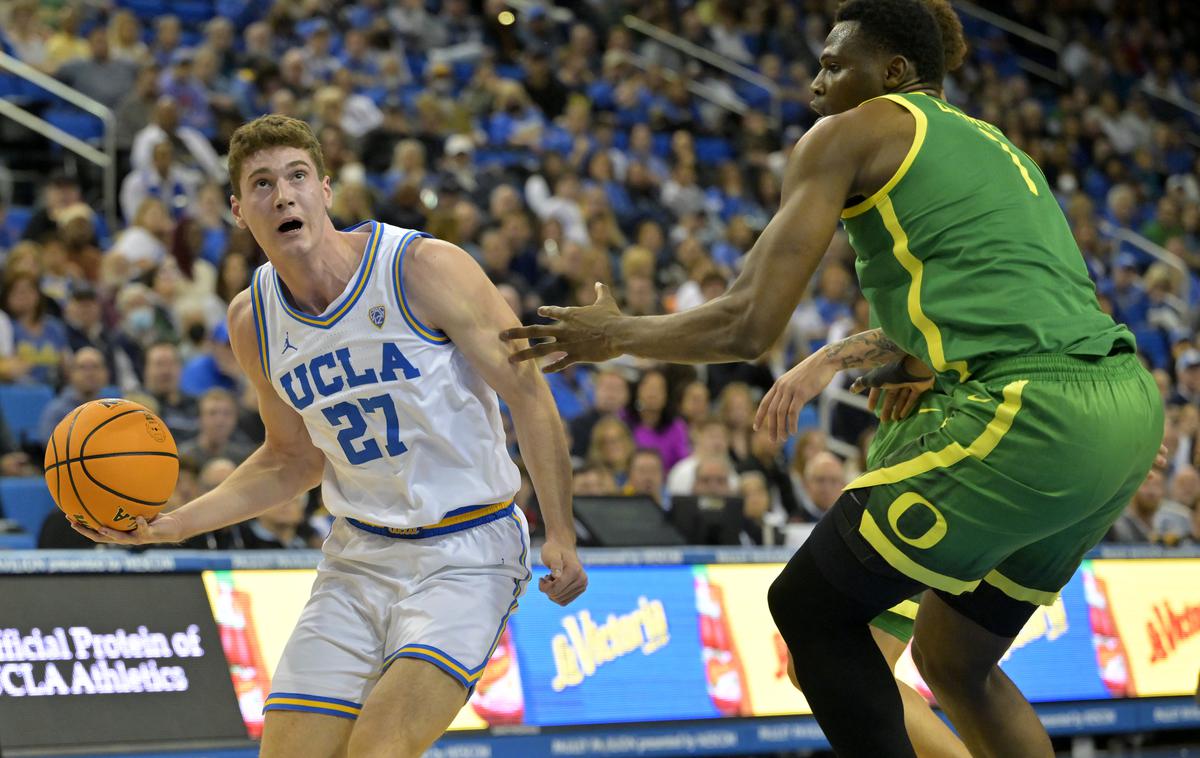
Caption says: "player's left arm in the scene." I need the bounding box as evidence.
[404,238,587,607]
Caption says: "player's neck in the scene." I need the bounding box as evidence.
[271,221,367,315]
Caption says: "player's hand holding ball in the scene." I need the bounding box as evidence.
[43,398,183,545]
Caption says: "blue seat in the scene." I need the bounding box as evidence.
[0,384,54,446]
[117,0,168,19]
[44,108,103,143]
[0,533,36,550]
[3,205,32,240]
[694,136,734,166]
[0,477,56,537]
[172,0,216,24]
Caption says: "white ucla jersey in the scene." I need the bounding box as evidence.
[248,220,519,528]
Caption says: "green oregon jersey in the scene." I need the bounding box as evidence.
[842,92,1133,384]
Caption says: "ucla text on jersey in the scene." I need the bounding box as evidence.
[249,221,520,530]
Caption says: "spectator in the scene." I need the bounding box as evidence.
[142,341,199,441]
[20,173,82,243]
[740,425,801,519]
[37,346,110,444]
[108,10,148,64]
[795,451,845,522]
[572,463,618,496]
[115,64,162,166]
[1108,471,1192,545]
[623,368,691,471]
[677,380,711,430]
[692,454,736,497]
[1172,350,1200,405]
[624,447,666,507]
[43,5,89,74]
[159,49,216,140]
[107,198,174,283]
[668,417,739,496]
[55,25,139,110]
[148,15,182,69]
[179,321,239,396]
[130,96,226,184]
[586,415,635,486]
[3,0,49,71]
[3,271,69,386]
[174,457,242,549]
[120,131,199,226]
[62,281,140,393]
[716,382,756,465]
[177,388,253,467]
[114,282,177,351]
[1168,464,1200,512]
[569,368,630,459]
[238,493,320,549]
[739,471,780,546]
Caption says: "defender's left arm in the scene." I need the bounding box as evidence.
[404,238,587,607]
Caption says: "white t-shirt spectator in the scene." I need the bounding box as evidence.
[110,226,167,272]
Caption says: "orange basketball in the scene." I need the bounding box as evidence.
[43,398,179,532]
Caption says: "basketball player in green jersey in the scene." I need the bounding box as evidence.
[502,0,1163,754]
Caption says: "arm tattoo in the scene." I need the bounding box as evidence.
[823,329,905,370]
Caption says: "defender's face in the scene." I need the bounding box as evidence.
[810,22,887,117]
[231,146,331,257]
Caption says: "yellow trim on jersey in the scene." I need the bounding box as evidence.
[877,196,971,382]
[984,570,1060,606]
[279,221,382,327]
[393,230,451,345]
[859,510,980,595]
[352,499,513,534]
[889,599,920,620]
[845,380,1028,489]
[263,697,362,716]
[841,94,927,219]
[250,268,270,377]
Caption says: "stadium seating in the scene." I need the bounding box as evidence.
[0,476,56,537]
[0,384,54,447]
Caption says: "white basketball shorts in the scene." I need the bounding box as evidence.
[262,505,531,720]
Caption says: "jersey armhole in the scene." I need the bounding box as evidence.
[249,266,271,377]
[392,230,451,345]
[841,94,927,220]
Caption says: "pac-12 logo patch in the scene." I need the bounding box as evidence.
[368,305,386,328]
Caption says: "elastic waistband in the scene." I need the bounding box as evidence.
[973,350,1143,383]
[347,499,515,539]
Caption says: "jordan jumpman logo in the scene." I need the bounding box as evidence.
[281,332,298,354]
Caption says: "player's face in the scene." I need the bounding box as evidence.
[231,146,332,257]
[810,22,888,116]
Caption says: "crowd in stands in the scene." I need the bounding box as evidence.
[1,0,1199,550]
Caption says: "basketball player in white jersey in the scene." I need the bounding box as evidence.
[72,115,587,758]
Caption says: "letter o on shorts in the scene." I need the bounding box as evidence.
[886,492,947,550]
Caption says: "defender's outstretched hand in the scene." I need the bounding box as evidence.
[69,513,185,546]
[500,283,623,372]
[538,539,588,606]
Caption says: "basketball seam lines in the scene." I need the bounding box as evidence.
[77,407,172,509]
[63,406,105,528]
[43,451,179,471]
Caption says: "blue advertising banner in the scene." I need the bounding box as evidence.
[994,571,1114,703]
[508,565,723,726]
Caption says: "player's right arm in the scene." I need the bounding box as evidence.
[72,290,326,546]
